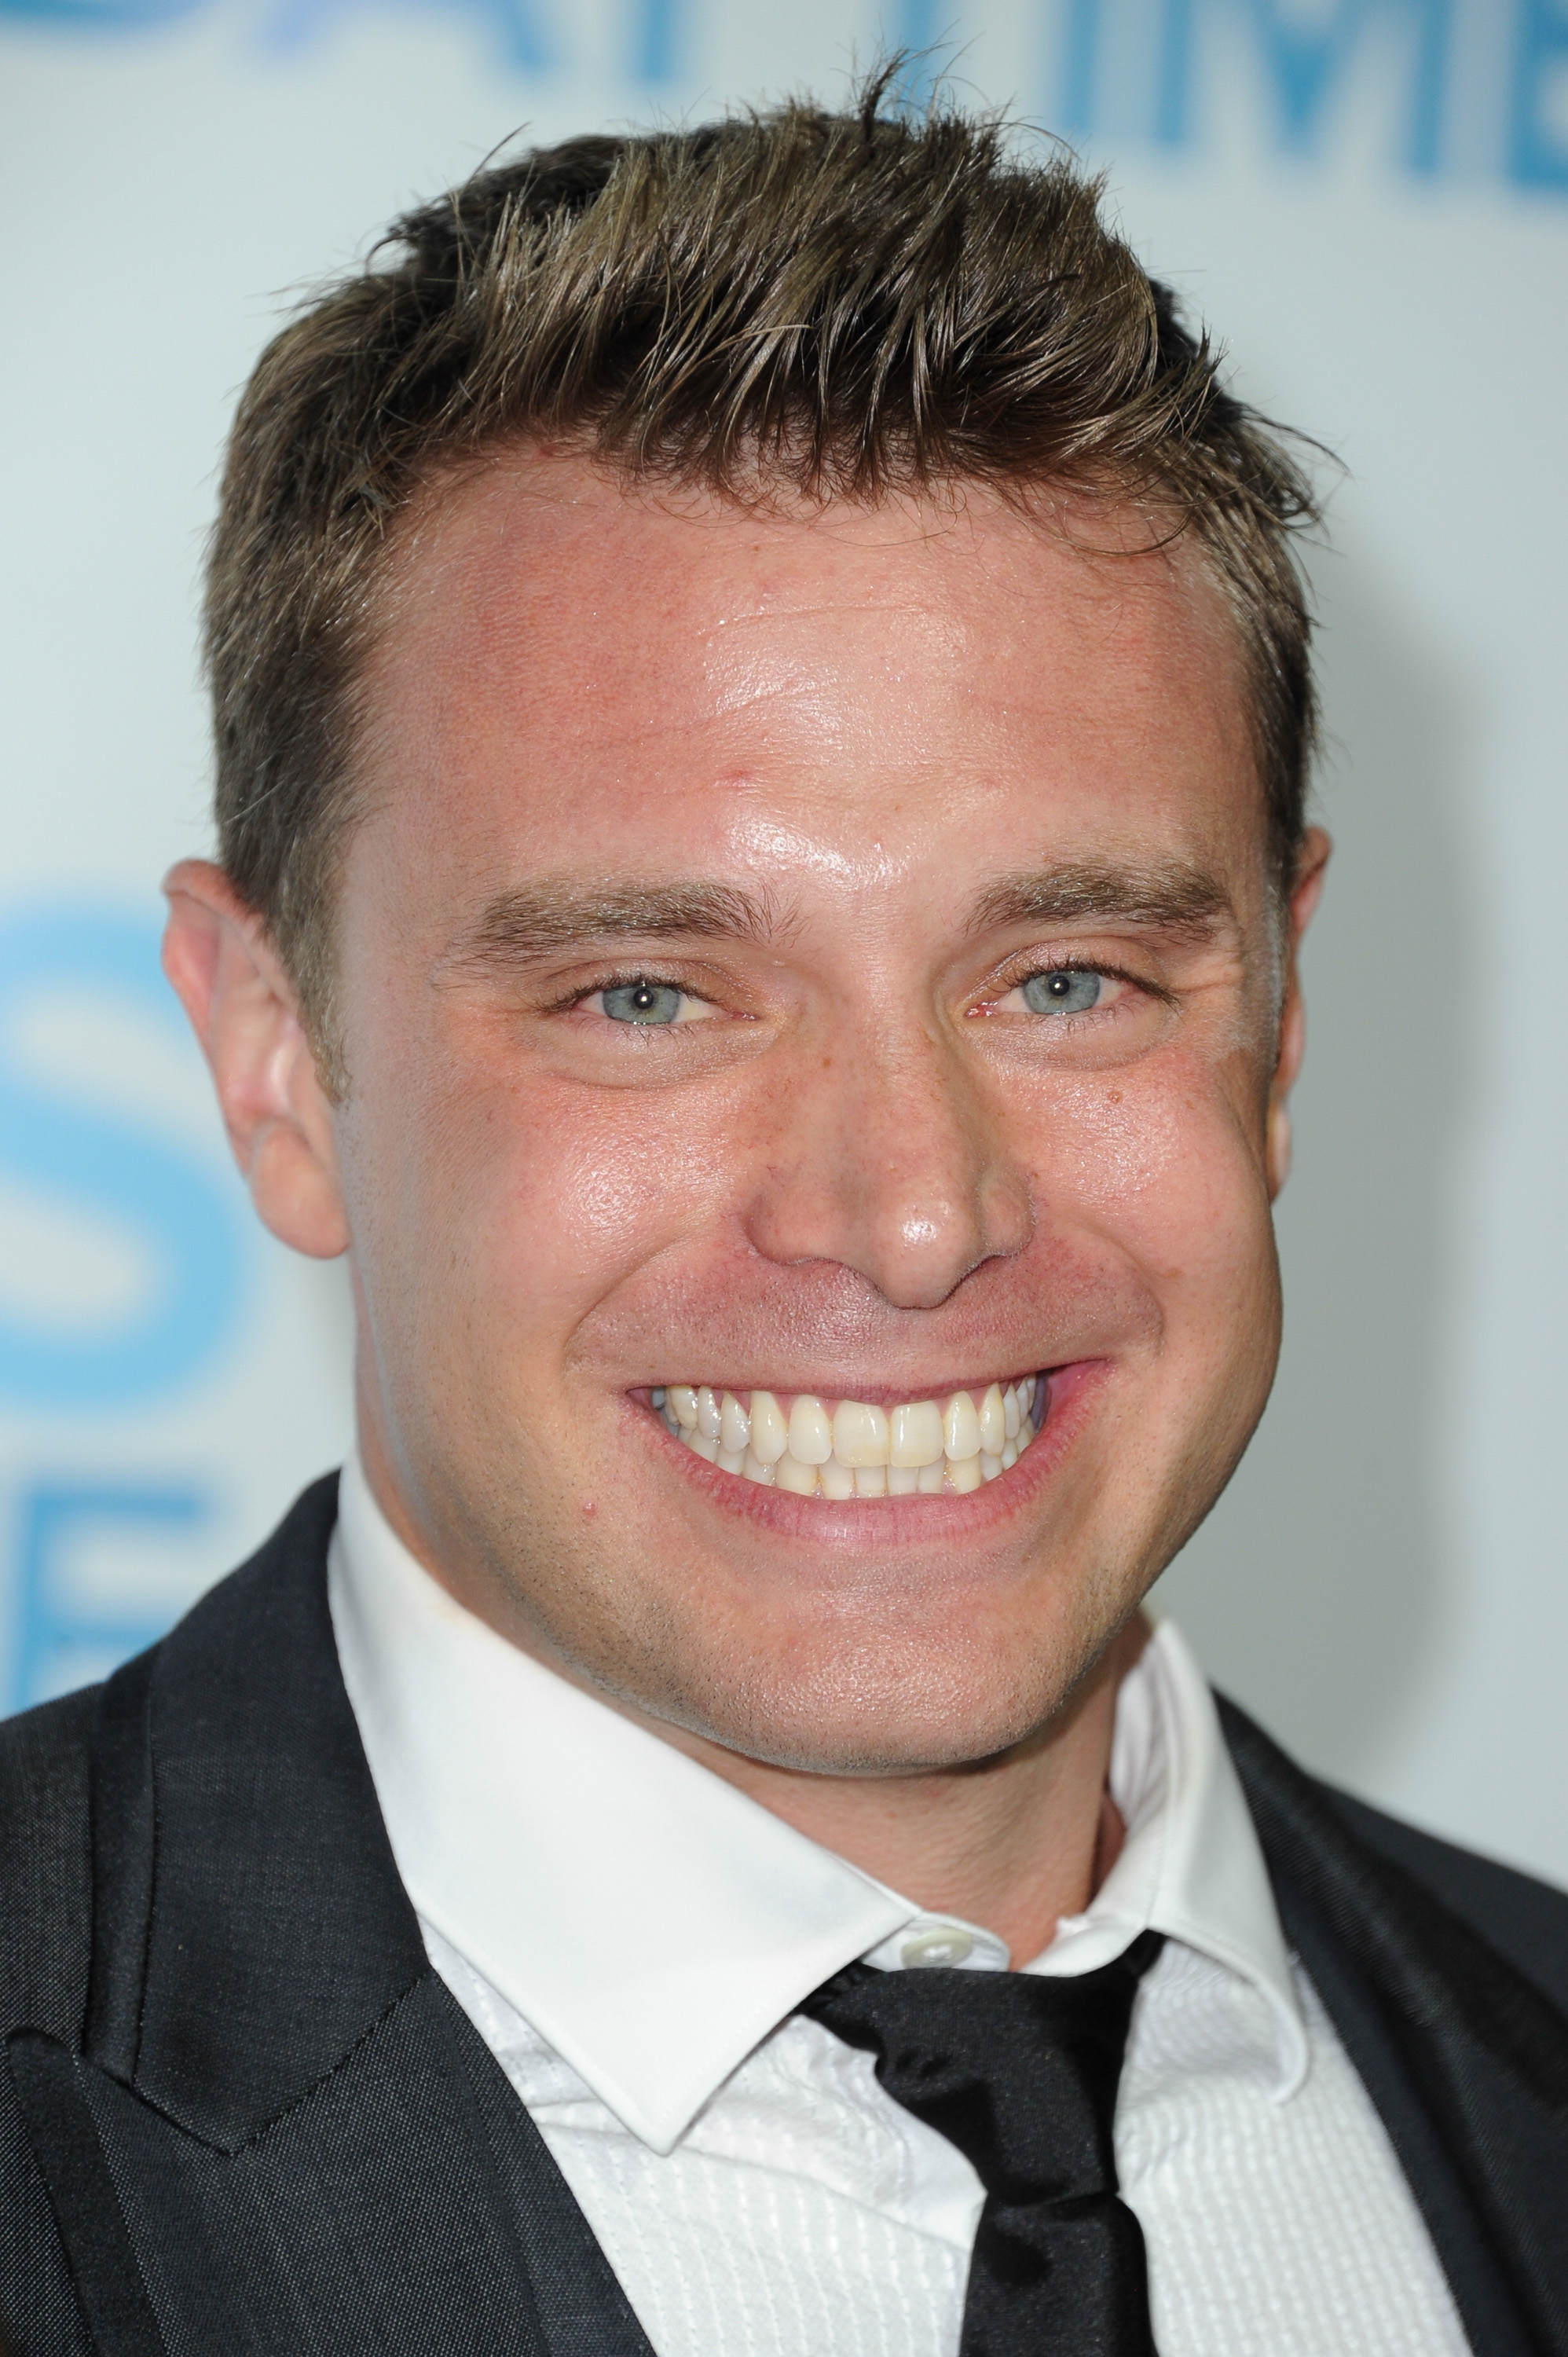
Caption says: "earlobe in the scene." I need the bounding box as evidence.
[1266,829,1330,1202]
[1266,1000,1299,1198]
[1266,1102,1292,1195]
[162,860,350,1261]
[1287,827,1332,951]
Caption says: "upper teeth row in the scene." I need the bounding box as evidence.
[652,1380,1041,1497]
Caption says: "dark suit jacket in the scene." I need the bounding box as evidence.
[2,1475,1566,2355]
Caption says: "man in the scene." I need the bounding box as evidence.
[2,83,1566,2357]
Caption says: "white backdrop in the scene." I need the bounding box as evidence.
[3,0,1566,1882]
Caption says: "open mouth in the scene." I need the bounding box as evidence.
[650,1377,1046,1499]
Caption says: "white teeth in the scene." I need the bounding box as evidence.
[943,1392,982,1463]
[833,1398,890,1468]
[661,1376,1046,1500]
[669,1385,699,1431]
[889,1400,944,1468]
[720,1391,751,1453]
[748,1390,789,1464]
[786,1395,833,1465]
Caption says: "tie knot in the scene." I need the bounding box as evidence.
[800,1931,1162,2208]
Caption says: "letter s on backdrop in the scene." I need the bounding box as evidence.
[0,905,247,1409]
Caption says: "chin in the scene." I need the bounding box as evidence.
[626,1603,1119,1777]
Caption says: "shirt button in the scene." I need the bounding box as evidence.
[900,1924,975,1969]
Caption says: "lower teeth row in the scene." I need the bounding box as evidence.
[653,1381,1042,1497]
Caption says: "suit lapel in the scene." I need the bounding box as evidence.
[49,1476,654,2357]
[1223,1696,1568,2357]
[87,1475,426,2145]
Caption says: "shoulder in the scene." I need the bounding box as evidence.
[1318,1781,1568,2018]
[1220,1691,1568,2033]
[0,1687,100,2040]
[0,1472,343,2049]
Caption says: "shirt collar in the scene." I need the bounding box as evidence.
[330,1453,1306,2154]
[1037,1609,1310,2099]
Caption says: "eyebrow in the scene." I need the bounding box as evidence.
[970,861,1233,937]
[445,878,778,971]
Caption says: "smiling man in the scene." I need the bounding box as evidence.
[3,88,1566,2357]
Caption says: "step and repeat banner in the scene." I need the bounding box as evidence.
[3,0,1566,1876]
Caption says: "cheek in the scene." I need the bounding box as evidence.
[349,1044,760,1359]
[1057,1085,1186,1206]
[1021,1058,1271,1288]
[509,1088,745,1259]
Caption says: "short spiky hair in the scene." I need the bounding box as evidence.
[207,79,1320,1051]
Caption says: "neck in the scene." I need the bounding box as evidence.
[649,1623,1142,1966]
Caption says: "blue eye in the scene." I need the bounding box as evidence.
[600,981,685,1025]
[1020,969,1102,1016]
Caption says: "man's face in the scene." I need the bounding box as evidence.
[329,453,1302,1774]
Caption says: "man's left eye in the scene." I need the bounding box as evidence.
[1014,968,1107,1017]
[595,981,695,1025]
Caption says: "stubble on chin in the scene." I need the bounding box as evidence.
[464,1475,1142,1780]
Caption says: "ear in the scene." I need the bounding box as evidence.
[162,860,350,1259]
[1266,827,1332,1200]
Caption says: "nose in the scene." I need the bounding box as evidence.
[741,1024,1033,1312]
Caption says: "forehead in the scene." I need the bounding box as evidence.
[353,449,1262,906]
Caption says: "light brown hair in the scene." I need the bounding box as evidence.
[207,78,1321,1063]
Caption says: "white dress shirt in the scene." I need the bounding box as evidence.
[328,1453,1469,2356]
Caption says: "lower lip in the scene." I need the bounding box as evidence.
[642,1362,1106,1544]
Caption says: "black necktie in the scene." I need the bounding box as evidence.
[800,1930,1163,2357]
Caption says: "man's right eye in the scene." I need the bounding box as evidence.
[596,981,687,1025]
